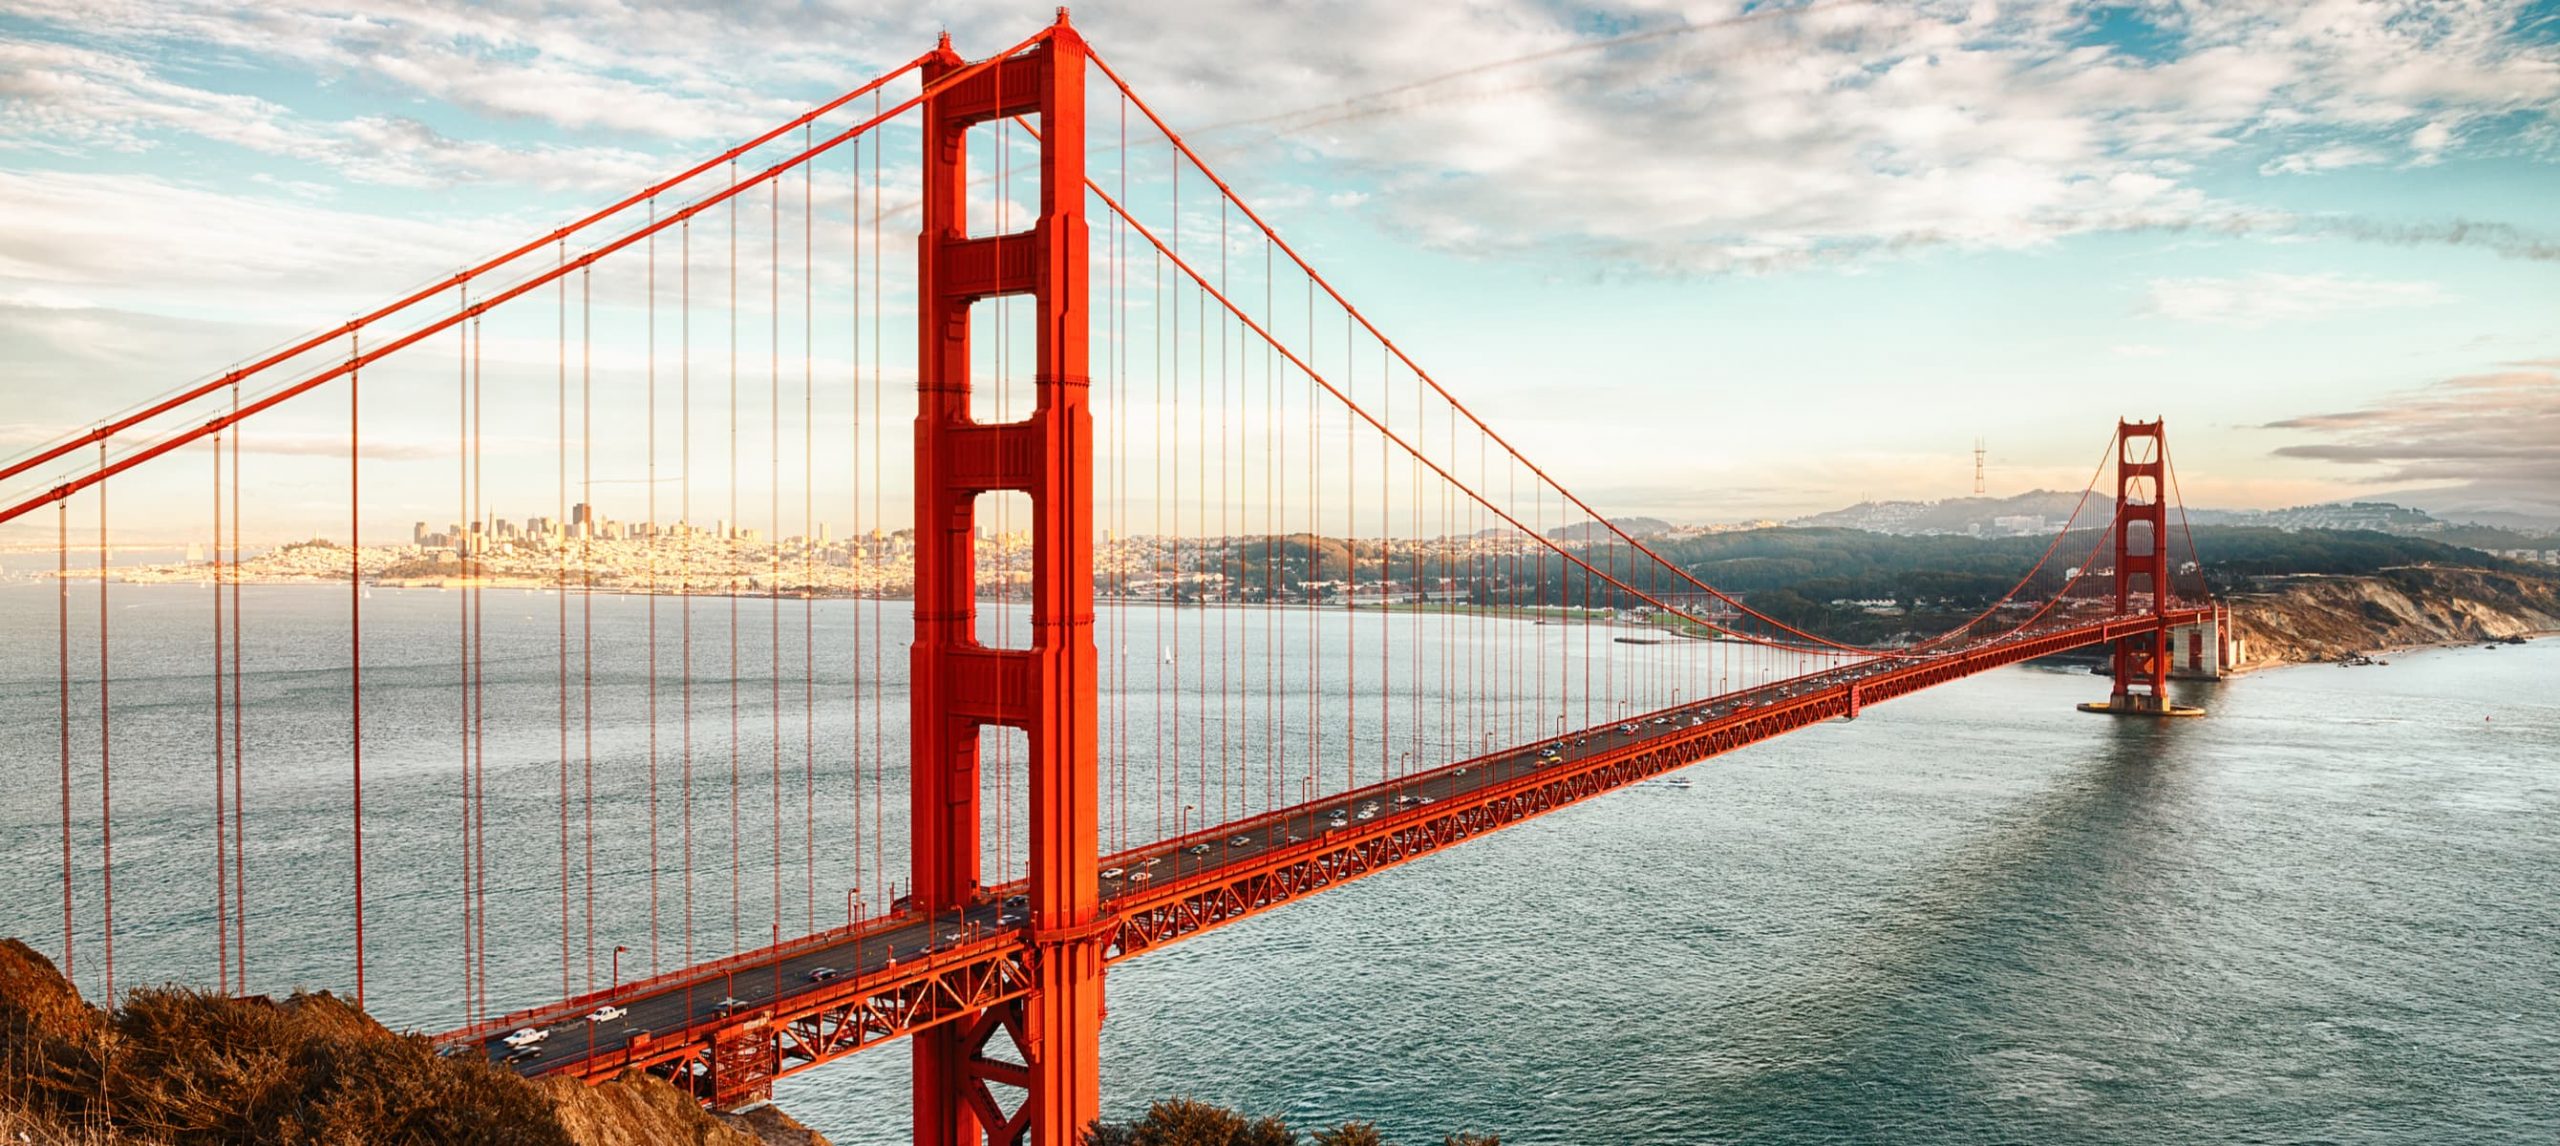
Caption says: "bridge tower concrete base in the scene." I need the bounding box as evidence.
[911,14,1102,1145]
[2082,420,2206,719]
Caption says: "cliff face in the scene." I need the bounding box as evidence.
[0,938,829,1146]
[2227,565,2560,665]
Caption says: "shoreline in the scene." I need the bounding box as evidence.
[2225,627,2553,675]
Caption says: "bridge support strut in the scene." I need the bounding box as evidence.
[911,14,1103,1145]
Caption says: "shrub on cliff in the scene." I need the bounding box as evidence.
[0,939,571,1145]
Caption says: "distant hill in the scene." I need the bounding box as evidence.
[1789,493,2559,554]
[1787,491,2091,536]
[1547,516,1673,542]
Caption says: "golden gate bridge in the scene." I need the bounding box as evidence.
[1,13,2228,1143]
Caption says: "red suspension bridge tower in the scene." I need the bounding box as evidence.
[2079,419,2204,718]
[911,15,1103,1143]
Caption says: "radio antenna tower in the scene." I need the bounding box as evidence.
[1973,438,1987,495]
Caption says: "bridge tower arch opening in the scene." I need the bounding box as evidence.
[912,12,1102,1144]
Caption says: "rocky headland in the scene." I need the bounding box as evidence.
[2224,565,2560,666]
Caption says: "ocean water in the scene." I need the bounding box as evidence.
[784,638,2560,1144]
[2,584,2553,1143]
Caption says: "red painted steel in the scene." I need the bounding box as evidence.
[911,15,1099,1143]
[489,608,2208,1105]
[2108,420,2174,710]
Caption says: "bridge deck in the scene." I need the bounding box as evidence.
[442,608,2208,1102]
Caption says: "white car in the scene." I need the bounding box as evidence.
[1228,835,1252,846]
[1101,866,1126,879]
[503,1027,549,1048]
[584,1006,627,1024]
[1186,843,1211,855]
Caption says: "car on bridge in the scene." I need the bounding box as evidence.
[807,966,842,983]
[502,1044,543,1065]
[503,1026,549,1048]
[585,1005,627,1023]
[710,996,750,1016]
[1102,866,1126,878]
[1187,843,1211,855]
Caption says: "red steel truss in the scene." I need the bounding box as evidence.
[494,605,2210,1114]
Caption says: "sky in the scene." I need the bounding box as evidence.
[3,0,2558,541]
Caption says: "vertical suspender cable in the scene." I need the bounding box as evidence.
[349,331,367,1010]
[869,90,885,905]
[582,267,597,992]
[729,160,742,958]
[682,216,696,968]
[98,446,114,1002]
[59,500,72,976]
[802,126,816,934]
[457,285,473,1016]
[855,113,875,910]
[233,383,249,996]
[213,433,227,988]
[469,316,487,1017]
[557,242,573,999]
[770,176,784,947]
[648,202,662,976]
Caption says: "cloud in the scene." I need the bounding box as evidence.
[2260,143,2386,174]
[1056,0,2560,272]
[2263,363,2560,521]
[0,170,516,310]
[0,36,666,191]
[7,0,2556,276]
[2408,119,2455,164]
[2142,272,2450,327]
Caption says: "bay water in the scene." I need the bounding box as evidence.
[2,583,2552,1142]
